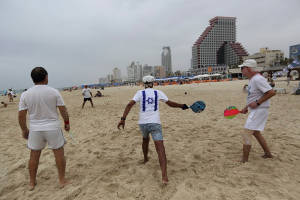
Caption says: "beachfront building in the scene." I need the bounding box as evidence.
[290,44,300,62]
[143,65,154,76]
[112,67,122,83]
[244,47,284,68]
[154,66,166,78]
[191,16,248,74]
[161,47,172,77]
[107,74,113,83]
[127,61,143,82]
[99,77,109,84]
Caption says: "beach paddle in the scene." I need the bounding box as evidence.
[224,106,241,119]
[190,101,206,113]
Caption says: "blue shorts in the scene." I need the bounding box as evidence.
[139,123,163,141]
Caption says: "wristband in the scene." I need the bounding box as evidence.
[256,100,260,106]
[121,117,126,121]
[64,120,70,125]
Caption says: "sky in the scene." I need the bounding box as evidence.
[0,0,299,90]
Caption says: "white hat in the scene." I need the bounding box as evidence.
[142,75,155,83]
[239,59,257,68]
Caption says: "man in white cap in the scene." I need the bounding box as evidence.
[117,75,188,184]
[239,59,276,162]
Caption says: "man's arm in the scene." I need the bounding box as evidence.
[18,110,29,139]
[165,100,188,109]
[117,100,136,129]
[58,106,70,131]
[248,89,276,109]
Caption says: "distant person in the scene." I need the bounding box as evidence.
[287,70,291,86]
[18,67,70,190]
[8,89,13,102]
[82,85,94,108]
[94,90,102,97]
[239,59,275,163]
[117,75,189,184]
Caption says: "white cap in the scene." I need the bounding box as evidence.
[142,75,155,83]
[239,59,257,68]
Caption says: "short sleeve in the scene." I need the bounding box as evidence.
[158,90,168,102]
[18,93,28,111]
[56,90,65,106]
[132,91,141,102]
[255,76,272,93]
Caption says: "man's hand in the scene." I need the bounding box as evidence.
[118,120,125,130]
[182,104,189,110]
[64,124,70,131]
[248,101,258,109]
[22,128,29,140]
[240,107,248,114]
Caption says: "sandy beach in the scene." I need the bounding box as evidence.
[0,79,300,200]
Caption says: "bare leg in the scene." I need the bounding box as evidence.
[82,101,86,108]
[253,131,272,158]
[52,147,68,188]
[242,144,251,163]
[90,99,94,107]
[154,140,168,184]
[142,137,150,163]
[29,150,41,190]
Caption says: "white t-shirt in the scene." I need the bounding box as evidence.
[132,88,168,124]
[247,74,272,108]
[19,85,65,131]
[82,88,92,98]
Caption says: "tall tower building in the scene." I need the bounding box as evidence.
[112,67,122,83]
[161,47,172,76]
[192,16,248,70]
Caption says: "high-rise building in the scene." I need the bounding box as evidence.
[192,16,248,72]
[290,44,300,62]
[154,66,166,78]
[161,47,172,76]
[142,64,153,76]
[112,67,122,83]
[127,61,143,82]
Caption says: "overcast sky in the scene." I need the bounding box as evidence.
[0,0,299,90]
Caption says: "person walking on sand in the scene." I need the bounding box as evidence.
[117,75,189,184]
[239,59,276,163]
[81,85,94,108]
[18,67,70,190]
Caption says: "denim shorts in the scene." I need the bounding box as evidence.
[139,123,163,141]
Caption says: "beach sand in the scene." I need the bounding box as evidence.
[0,80,300,200]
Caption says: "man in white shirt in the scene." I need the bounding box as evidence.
[18,67,70,190]
[117,75,189,184]
[82,85,94,108]
[239,59,276,163]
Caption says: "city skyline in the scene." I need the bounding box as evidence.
[0,0,300,90]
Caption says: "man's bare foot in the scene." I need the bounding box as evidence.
[28,182,37,191]
[59,180,70,189]
[143,157,149,164]
[162,180,168,185]
[162,176,168,185]
[138,157,149,164]
[262,154,273,159]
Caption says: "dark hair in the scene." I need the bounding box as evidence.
[31,67,48,83]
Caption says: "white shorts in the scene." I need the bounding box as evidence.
[28,129,66,150]
[244,108,269,131]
